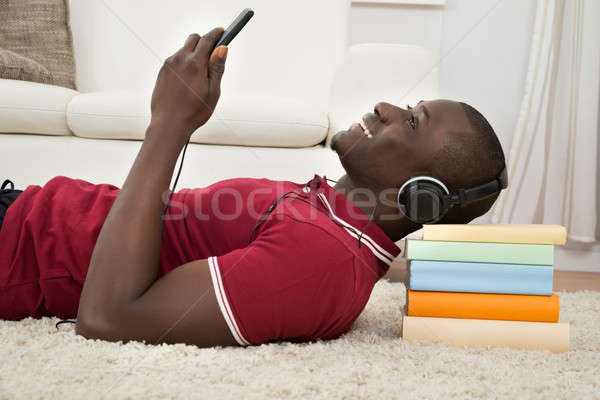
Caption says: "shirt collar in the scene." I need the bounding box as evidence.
[306,175,401,266]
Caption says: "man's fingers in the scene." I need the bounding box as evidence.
[182,33,201,52]
[192,27,224,61]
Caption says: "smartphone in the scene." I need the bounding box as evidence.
[214,8,254,49]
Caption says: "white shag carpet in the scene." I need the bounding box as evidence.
[1,281,599,400]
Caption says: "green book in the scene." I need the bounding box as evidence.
[406,239,554,265]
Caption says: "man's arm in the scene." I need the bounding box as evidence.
[75,28,238,347]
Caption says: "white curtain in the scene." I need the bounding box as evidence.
[491,0,600,243]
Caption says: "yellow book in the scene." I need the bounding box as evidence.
[402,316,570,353]
[421,224,566,245]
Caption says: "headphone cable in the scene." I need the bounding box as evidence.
[248,190,377,250]
[55,140,191,331]
[55,319,76,330]
[357,200,378,248]
[163,139,190,217]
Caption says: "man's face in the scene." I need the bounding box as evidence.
[330,99,472,191]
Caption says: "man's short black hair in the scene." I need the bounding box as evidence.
[431,102,506,223]
[460,101,506,175]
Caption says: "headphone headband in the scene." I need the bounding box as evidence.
[448,166,508,207]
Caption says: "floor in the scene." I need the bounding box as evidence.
[3,280,599,399]
[385,260,600,292]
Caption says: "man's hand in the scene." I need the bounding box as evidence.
[148,27,228,143]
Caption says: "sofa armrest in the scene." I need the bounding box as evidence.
[327,43,440,145]
[0,78,78,136]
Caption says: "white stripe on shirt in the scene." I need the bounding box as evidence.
[317,193,396,265]
[207,256,251,345]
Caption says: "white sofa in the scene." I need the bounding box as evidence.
[0,0,439,189]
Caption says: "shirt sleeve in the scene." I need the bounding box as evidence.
[207,215,356,345]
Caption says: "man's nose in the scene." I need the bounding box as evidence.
[374,102,391,122]
[374,102,404,122]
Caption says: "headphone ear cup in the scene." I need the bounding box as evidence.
[398,181,450,224]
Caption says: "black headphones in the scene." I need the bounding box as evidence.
[396,167,508,224]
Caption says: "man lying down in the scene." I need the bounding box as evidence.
[0,29,507,347]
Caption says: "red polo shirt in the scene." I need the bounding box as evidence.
[0,175,400,344]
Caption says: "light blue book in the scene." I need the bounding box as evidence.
[408,260,554,295]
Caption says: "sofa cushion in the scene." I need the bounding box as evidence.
[0,0,76,89]
[66,91,329,148]
[0,48,54,85]
[0,78,78,135]
[0,133,345,189]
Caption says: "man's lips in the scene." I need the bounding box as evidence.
[349,122,372,138]
[337,110,382,143]
[330,123,367,152]
[362,112,380,136]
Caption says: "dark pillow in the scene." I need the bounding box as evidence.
[0,48,54,85]
[0,0,76,89]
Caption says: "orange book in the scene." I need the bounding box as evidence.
[406,290,559,322]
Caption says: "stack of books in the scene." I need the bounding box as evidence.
[402,224,570,353]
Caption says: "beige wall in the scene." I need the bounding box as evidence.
[347,0,536,156]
